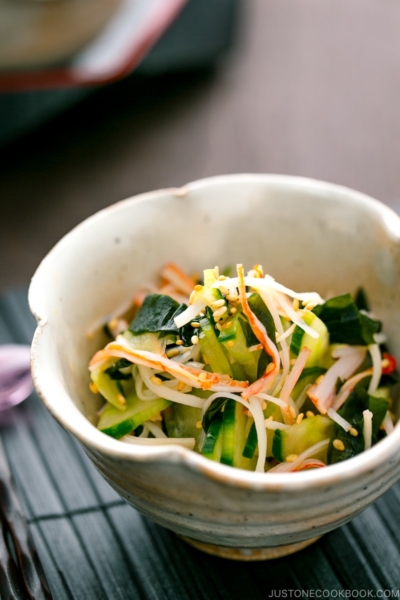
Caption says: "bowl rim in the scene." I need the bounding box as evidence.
[29,173,400,492]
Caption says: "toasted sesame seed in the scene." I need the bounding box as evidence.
[150,376,163,386]
[285,454,298,463]
[289,405,297,419]
[227,341,235,348]
[292,298,300,311]
[305,302,316,311]
[267,415,274,421]
[150,413,162,422]
[213,306,227,320]
[218,275,227,281]
[381,358,390,369]
[214,266,220,278]
[226,293,239,302]
[229,307,237,314]
[212,299,225,308]
[333,439,345,451]
[306,410,315,418]
[177,381,185,391]
[219,286,230,296]
[89,382,99,394]
[349,427,358,437]
[191,322,201,328]
[290,358,297,365]
[108,317,118,329]
[195,421,203,429]
[117,393,126,405]
[199,372,208,381]
[215,323,222,331]
[176,339,184,345]
[194,285,203,292]
[166,348,180,358]
[261,401,267,410]
[315,375,324,384]
[191,335,199,345]
[266,363,275,374]
[296,413,304,424]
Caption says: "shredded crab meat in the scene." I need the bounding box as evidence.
[90,338,248,394]
[236,265,281,399]
[307,348,367,414]
[330,368,373,411]
[294,459,326,472]
[160,262,195,296]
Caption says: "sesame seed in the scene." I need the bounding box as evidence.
[219,286,229,296]
[285,454,298,463]
[315,375,324,384]
[305,302,316,311]
[289,405,297,419]
[381,358,390,369]
[266,363,275,374]
[166,348,180,358]
[150,413,162,422]
[213,306,227,320]
[306,410,315,418]
[296,413,304,424]
[227,341,235,348]
[215,323,222,331]
[117,393,126,405]
[333,439,345,451]
[150,376,163,386]
[176,340,184,345]
[195,421,203,429]
[89,382,99,394]
[226,293,239,302]
[191,335,199,345]
[199,372,208,381]
[292,298,300,311]
[191,322,201,328]
[108,317,118,329]
[194,285,203,292]
[349,427,358,437]
[261,401,267,410]
[218,275,227,281]
[212,299,225,308]
[225,321,233,328]
[290,358,296,365]
[267,415,274,421]
[214,266,220,278]
[229,307,237,314]
[177,381,185,391]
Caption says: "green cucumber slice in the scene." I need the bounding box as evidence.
[97,390,171,439]
[201,412,224,460]
[290,312,329,367]
[163,403,203,450]
[199,313,233,376]
[272,415,334,462]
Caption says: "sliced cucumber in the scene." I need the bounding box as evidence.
[201,412,224,460]
[219,315,258,382]
[272,415,334,462]
[91,369,131,411]
[220,400,256,470]
[199,313,233,376]
[163,403,203,450]
[290,312,329,367]
[243,400,283,459]
[97,390,171,438]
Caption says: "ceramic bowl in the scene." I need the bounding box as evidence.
[29,174,400,560]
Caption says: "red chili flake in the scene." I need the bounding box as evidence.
[382,353,397,375]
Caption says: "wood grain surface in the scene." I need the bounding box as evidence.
[1,0,400,291]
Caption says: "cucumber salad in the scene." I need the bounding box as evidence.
[89,263,397,473]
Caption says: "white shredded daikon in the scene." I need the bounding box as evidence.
[373,332,387,345]
[264,420,290,431]
[201,392,250,419]
[276,323,296,343]
[139,366,205,408]
[273,292,320,339]
[331,345,367,359]
[174,299,206,328]
[368,344,382,395]
[123,435,195,449]
[134,370,159,401]
[139,424,150,438]
[330,368,373,411]
[145,421,168,438]
[249,396,267,473]
[253,393,288,409]
[363,409,373,450]
[327,407,352,432]
[258,290,288,394]
[268,439,330,473]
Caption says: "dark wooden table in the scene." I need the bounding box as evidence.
[1,0,400,292]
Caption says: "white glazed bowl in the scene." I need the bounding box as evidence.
[29,175,400,560]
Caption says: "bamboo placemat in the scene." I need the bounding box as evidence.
[0,288,399,599]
